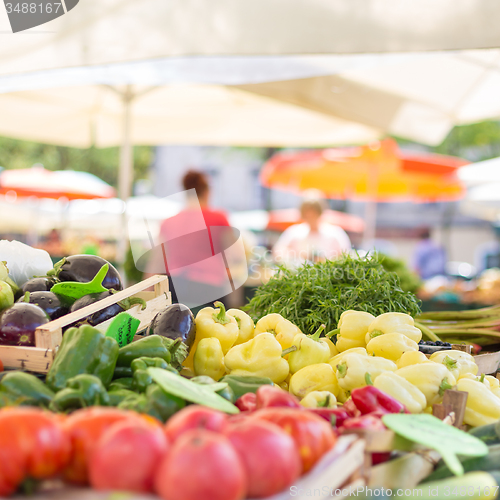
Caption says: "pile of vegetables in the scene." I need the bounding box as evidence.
[417,306,500,347]
[245,253,422,333]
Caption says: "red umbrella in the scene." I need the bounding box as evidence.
[0,166,115,200]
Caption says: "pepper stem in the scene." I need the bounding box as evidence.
[337,362,347,378]
[281,346,297,357]
[439,377,453,396]
[480,373,486,383]
[443,356,458,371]
[212,301,231,325]
[365,372,373,386]
[326,328,340,338]
[310,324,326,341]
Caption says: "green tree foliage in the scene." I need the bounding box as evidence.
[0,136,153,188]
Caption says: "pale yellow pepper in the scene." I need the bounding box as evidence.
[254,313,301,351]
[396,350,431,369]
[328,347,368,371]
[289,363,339,400]
[483,375,500,398]
[193,337,226,381]
[457,378,500,427]
[184,302,239,370]
[459,373,490,387]
[335,310,375,352]
[224,332,289,384]
[227,309,255,345]
[430,350,478,380]
[300,391,337,408]
[396,363,456,406]
[335,353,397,391]
[366,312,422,345]
[374,371,427,414]
[337,387,350,404]
[323,336,339,358]
[366,332,419,362]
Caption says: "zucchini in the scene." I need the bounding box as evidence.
[424,445,500,482]
[469,421,500,446]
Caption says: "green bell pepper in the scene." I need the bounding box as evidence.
[131,357,177,393]
[0,372,54,407]
[49,374,110,412]
[220,374,274,400]
[108,377,134,391]
[108,388,137,406]
[116,335,188,371]
[191,375,236,402]
[118,384,185,422]
[46,325,119,391]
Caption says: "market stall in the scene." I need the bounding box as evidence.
[0,243,499,499]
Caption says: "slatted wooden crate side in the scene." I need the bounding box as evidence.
[0,275,170,373]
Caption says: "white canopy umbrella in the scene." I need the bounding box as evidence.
[458,157,500,187]
[237,48,500,146]
[2,0,500,76]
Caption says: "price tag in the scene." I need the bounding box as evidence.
[51,264,109,302]
[383,413,488,476]
[105,312,140,347]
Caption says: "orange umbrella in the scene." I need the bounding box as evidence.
[261,139,468,244]
[261,138,468,203]
[0,166,116,200]
[266,208,364,233]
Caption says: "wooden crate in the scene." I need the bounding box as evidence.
[0,275,170,373]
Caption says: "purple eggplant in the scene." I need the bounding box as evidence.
[70,290,145,326]
[17,291,69,320]
[147,303,196,348]
[0,303,50,346]
[50,255,123,291]
[21,277,55,294]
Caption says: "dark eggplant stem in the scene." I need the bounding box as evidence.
[47,257,67,277]
[118,297,147,311]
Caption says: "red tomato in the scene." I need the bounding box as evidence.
[90,419,169,493]
[63,407,152,484]
[225,420,301,498]
[251,408,336,473]
[0,408,70,480]
[164,406,228,442]
[155,429,247,500]
[0,425,26,496]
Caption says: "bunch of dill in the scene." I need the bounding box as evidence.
[245,253,421,334]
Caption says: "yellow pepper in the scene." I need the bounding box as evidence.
[184,301,239,370]
[430,350,478,380]
[395,363,456,406]
[289,363,339,400]
[373,371,427,414]
[396,350,431,369]
[366,312,422,345]
[328,347,368,371]
[335,353,397,391]
[335,310,375,352]
[459,373,490,387]
[366,332,419,362]
[483,375,500,398]
[224,332,289,384]
[193,338,226,381]
[457,378,500,427]
[337,387,350,403]
[300,391,337,408]
[254,313,301,351]
[323,336,339,358]
[227,308,255,345]
[287,325,331,374]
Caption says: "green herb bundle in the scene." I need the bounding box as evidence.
[245,253,421,333]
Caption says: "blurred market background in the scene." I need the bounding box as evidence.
[4,0,500,311]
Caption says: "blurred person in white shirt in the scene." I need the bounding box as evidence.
[273,196,351,265]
